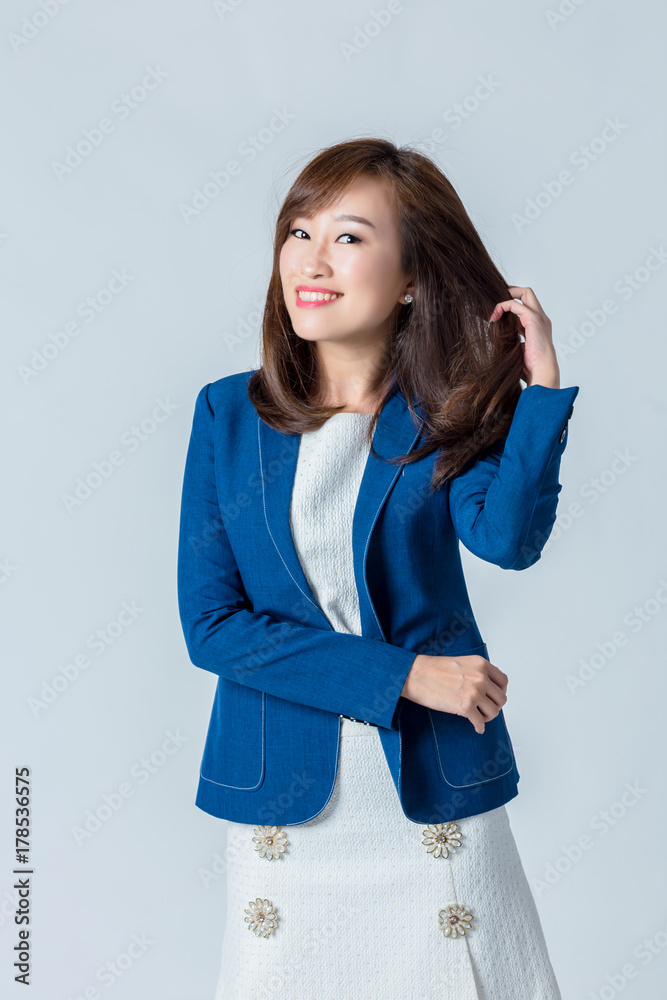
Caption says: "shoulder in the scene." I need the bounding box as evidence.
[191,369,259,443]
[205,368,258,410]
[191,368,258,418]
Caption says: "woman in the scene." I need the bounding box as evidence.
[177,137,579,998]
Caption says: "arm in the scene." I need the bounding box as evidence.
[448,384,580,570]
[177,384,417,730]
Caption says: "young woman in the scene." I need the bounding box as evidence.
[177,137,579,998]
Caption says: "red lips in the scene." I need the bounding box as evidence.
[295,287,344,309]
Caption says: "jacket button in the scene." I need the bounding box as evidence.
[438,903,474,937]
[421,821,463,858]
[559,425,567,443]
[244,897,279,937]
[252,825,289,860]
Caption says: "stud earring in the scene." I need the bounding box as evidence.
[404,294,413,303]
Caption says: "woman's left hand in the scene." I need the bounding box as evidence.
[488,286,560,389]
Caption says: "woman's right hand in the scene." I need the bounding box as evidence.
[401,653,508,734]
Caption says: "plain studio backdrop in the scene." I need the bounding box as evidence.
[1,1,665,997]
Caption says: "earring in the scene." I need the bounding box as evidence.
[404,294,413,303]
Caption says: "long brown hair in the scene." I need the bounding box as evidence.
[247,136,524,491]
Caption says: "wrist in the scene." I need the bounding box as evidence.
[526,371,560,389]
[402,653,427,700]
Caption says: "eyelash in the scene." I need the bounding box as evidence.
[288,228,362,245]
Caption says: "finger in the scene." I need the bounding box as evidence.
[488,299,516,320]
[467,705,487,735]
[488,299,534,326]
[487,662,509,692]
[507,285,546,318]
[477,691,504,718]
[507,285,539,307]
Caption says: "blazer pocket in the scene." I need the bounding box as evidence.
[199,682,266,791]
[427,644,516,789]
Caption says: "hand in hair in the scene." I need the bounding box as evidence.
[489,285,560,389]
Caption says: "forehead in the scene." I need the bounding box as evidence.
[294,174,398,229]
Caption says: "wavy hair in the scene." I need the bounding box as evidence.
[247,136,525,491]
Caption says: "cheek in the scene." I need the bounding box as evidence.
[342,255,399,304]
[279,241,299,277]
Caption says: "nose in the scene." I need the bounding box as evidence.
[299,244,333,280]
[301,260,332,280]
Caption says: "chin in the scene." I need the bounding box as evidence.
[292,327,334,342]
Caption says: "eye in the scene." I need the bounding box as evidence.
[288,228,362,244]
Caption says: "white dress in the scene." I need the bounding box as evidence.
[214,413,561,999]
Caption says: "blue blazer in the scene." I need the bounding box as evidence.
[177,370,579,825]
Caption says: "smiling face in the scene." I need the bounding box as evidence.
[279,173,412,351]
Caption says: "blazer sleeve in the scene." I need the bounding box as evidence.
[177,383,417,730]
[448,384,580,571]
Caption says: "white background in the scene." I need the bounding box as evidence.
[1,0,665,998]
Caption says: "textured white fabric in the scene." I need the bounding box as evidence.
[288,411,375,636]
[214,413,561,999]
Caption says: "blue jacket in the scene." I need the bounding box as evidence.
[177,370,579,826]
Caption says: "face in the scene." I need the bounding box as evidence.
[279,174,412,351]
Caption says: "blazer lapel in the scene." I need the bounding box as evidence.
[258,386,425,639]
[352,389,425,642]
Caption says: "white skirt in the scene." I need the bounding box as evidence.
[214,717,561,999]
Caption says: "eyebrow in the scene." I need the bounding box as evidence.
[332,213,376,229]
[294,211,376,230]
